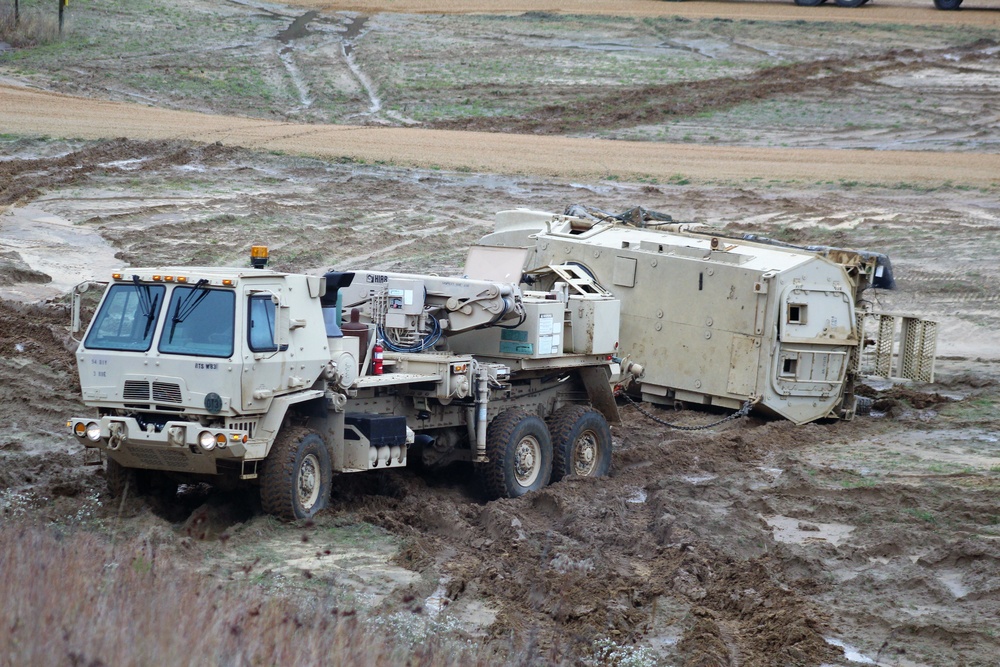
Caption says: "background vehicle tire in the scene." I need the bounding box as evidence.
[261,429,332,520]
[547,405,612,482]
[479,410,553,500]
[794,0,826,6]
[834,0,866,6]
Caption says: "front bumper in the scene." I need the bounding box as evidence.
[69,416,253,475]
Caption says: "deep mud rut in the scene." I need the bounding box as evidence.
[2,137,1000,665]
[3,0,1000,663]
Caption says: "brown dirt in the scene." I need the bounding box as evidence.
[3,81,1000,186]
[3,0,1000,664]
[431,40,999,135]
[292,0,1000,27]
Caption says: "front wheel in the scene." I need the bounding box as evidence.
[106,457,133,498]
[547,405,613,482]
[934,0,962,8]
[261,430,332,520]
[479,410,553,500]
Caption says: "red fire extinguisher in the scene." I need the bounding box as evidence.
[373,342,384,376]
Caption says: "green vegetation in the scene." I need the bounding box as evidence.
[3,1,997,147]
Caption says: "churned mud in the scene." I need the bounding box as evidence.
[1,136,999,665]
[2,0,1000,663]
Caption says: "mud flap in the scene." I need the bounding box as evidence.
[577,365,620,424]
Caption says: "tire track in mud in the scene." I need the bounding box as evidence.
[429,40,1000,135]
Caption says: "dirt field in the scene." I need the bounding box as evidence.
[2,1,1000,665]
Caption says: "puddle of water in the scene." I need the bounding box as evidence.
[937,569,969,599]
[275,11,318,44]
[425,577,450,618]
[824,637,878,665]
[626,488,647,504]
[0,205,122,302]
[764,514,855,547]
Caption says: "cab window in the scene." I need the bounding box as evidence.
[158,285,235,358]
[248,295,278,352]
[85,283,165,352]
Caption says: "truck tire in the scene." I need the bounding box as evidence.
[480,410,553,499]
[106,457,133,498]
[261,429,332,521]
[934,0,962,8]
[547,405,612,482]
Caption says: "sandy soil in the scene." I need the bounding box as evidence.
[296,0,1000,26]
[2,82,999,186]
[2,1,1000,665]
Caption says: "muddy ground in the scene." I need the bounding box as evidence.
[2,136,999,666]
[2,1,1000,665]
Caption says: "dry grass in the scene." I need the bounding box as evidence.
[0,522,488,667]
[0,6,60,48]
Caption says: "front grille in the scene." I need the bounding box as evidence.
[152,382,183,403]
[123,380,150,401]
[130,446,192,470]
[227,420,257,438]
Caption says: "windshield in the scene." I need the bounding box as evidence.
[85,283,165,352]
[158,285,235,358]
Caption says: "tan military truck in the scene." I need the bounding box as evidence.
[68,247,623,519]
[479,207,936,425]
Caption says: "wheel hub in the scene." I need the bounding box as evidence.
[513,436,541,487]
[574,431,598,477]
[297,453,321,510]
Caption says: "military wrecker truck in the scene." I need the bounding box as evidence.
[68,246,624,519]
[479,207,937,425]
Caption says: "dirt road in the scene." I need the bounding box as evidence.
[2,82,999,186]
[297,0,1000,26]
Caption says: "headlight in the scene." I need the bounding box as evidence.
[198,431,217,451]
[86,422,102,442]
[73,422,87,438]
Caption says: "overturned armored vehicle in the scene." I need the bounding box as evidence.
[479,207,933,425]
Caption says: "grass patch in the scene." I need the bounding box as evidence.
[0,522,489,666]
[0,5,60,48]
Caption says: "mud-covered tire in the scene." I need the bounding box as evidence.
[261,430,332,521]
[106,457,134,498]
[856,396,874,417]
[479,410,553,500]
[547,405,612,483]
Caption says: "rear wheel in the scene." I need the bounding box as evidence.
[261,430,332,520]
[834,0,867,6]
[934,0,962,8]
[548,405,613,482]
[479,410,553,499]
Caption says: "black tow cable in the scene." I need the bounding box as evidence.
[620,392,755,431]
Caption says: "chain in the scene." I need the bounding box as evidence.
[621,392,755,431]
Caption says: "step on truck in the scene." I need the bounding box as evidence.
[68,246,625,519]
